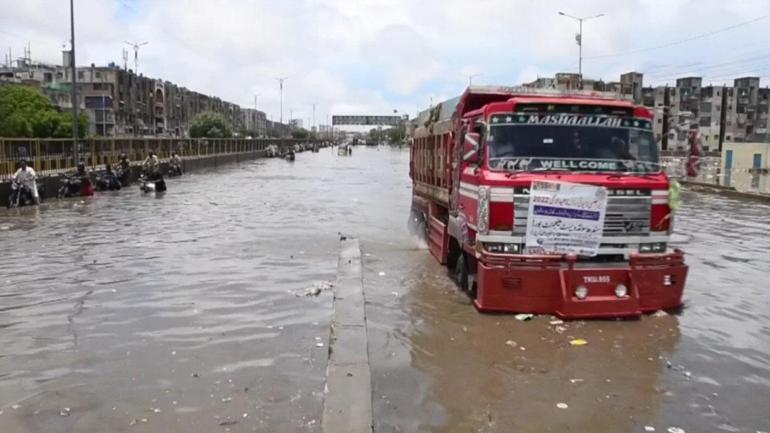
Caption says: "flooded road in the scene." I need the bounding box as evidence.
[1,147,769,433]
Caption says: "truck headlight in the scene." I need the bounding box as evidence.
[639,242,666,253]
[575,285,588,300]
[615,284,628,298]
[484,243,520,254]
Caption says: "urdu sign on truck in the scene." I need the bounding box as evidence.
[408,85,688,318]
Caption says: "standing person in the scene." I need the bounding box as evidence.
[11,159,40,205]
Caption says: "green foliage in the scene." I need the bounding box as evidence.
[190,111,233,138]
[0,85,86,138]
[291,128,309,140]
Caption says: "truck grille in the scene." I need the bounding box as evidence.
[513,195,651,236]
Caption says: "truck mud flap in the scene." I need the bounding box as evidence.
[428,207,448,265]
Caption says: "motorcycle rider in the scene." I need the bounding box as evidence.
[11,159,40,205]
[170,153,183,175]
[116,153,131,185]
[103,163,121,190]
[142,151,161,180]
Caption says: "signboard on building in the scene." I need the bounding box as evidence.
[525,180,608,256]
[332,115,407,126]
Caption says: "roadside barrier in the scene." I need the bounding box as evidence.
[0,138,313,181]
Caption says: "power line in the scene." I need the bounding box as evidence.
[586,14,770,60]
[649,51,770,81]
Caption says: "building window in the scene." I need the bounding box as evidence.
[77,71,84,80]
[44,72,52,83]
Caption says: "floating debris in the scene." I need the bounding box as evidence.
[378,271,386,276]
[514,313,534,321]
[652,310,669,317]
[549,319,564,325]
[151,408,161,413]
[556,402,569,409]
[644,426,655,432]
[59,408,71,417]
[191,373,200,378]
[569,338,588,346]
[569,378,584,384]
[316,342,325,348]
[667,428,685,433]
[505,340,517,348]
[219,419,239,426]
[295,281,334,297]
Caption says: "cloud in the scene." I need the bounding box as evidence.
[1,0,770,122]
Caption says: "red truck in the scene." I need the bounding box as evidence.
[408,86,688,318]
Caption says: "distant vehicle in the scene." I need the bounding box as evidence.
[167,162,183,177]
[139,174,166,193]
[265,145,279,157]
[409,85,688,319]
[58,174,94,198]
[7,180,40,208]
[95,170,122,191]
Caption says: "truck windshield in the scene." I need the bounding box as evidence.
[487,116,660,173]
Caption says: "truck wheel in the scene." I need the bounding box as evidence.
[454,253,469,292]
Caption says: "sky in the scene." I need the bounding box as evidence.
[1,0,769,126]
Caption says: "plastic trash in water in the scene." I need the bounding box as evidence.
[514,313,534,321]
[505,340,517,348]
[569,338,588,346]
[667,428,685,433]
[644,426,655,432]
[556,402,568,409]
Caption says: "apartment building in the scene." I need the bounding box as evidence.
[0,51,274,138]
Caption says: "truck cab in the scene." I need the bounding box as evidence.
[410,86,688,318]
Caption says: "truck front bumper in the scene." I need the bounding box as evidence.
[474,249,688,319]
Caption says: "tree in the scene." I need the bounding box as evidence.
[291,128,309,140]
[189,111,233,138]
[0,84,87,138]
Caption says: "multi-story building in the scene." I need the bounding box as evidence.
[0,50,280,138]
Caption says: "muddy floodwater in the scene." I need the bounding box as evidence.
[1,147,769,433]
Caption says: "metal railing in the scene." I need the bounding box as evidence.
[0,138,311,181]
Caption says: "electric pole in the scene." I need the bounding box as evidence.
[558,11,604,88]
[70,0,79,162]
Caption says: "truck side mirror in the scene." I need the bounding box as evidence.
[463,132,480,163]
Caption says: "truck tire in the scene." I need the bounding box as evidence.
[454,253,469,293]
[407,209,426,238]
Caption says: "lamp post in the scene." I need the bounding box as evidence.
[557,11,604,88]
[274,76,288,125]
[69,0,79,162]
[464,73,482,86]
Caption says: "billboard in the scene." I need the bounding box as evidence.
[332,115,407,126]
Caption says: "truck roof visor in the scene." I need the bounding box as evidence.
[514,103,633,117]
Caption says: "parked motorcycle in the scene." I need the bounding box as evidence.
[57,175,95,198]
[7,180,40,208]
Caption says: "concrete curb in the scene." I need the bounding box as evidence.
[322,238,373,433]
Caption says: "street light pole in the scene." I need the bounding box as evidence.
[464,73,481,86]
[69,0,79,162]
[557,11,604,88]
[274,76,288,125]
